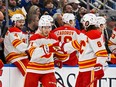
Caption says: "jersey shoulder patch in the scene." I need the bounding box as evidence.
[9,27,21,32]
[49,32,58,40]
[30,34,43,41]
[86,30,102,39]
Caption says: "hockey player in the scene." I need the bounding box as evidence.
[96,16,106,33]
[62,13,108,87]
[51,13,80,66]
[24,18,61,87]
[4,14,29,76]
[96,16,116,64]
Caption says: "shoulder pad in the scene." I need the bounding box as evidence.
[86,30,102,39]
[30,34,43,41]
[9,27,21,32]
[49,32,58,40]
[52,26,65,32]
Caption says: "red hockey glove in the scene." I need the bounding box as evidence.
[48,42,61,53]
[54,60,63,68]
[110,54,116,64]
[0,59,4,69]
[94,63,104,80]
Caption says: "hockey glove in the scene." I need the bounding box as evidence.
[54,60,63,68]
[48,42,62,53]
[94,63,104,80]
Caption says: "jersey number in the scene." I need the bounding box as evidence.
[58,36,72,43]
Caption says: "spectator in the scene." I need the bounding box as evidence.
[42,0,57,16]
[22,14,39,46]
[25,5,40,25]
[8,0,27,26]
[56,0,68,13]
[0,11,5,63]
[63,4,80,29]
[53,13,63,29]
[76,7,87,30]
[8,0,26,18]
[24,0,41,14]
[0,0,6,14]
[68,0,81,15]
[4,14,29,76]
[63,4,73,13]
[28,5,41,17]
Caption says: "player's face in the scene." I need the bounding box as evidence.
[70,20,76,27]
[15,20,25,29]
[41,26,51,37]
[99,24,106,32]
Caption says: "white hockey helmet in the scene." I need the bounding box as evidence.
[40,15,53,23]
[62,13,75,24]
[11,14,25,22]
[38,18,51,27]
[96,16,106,27]
[81,13,97,27]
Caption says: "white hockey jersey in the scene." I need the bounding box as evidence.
[4,27,28,63]
[64,30,108,72]
[26,32,58,74]
[108,28,116,54]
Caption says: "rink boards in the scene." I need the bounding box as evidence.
[0,64,116,87]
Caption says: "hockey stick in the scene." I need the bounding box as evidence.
[86,64,108,87]
[86,77,97,87]
[56,79,66,87]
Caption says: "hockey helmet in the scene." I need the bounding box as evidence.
[40,15,53,23]
[11,14,25,22]
[96,16,106,27]
[38,18,51,27]
[62,13,75,24]
[81,13,97,27]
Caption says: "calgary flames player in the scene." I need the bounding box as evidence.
[51,13,80,66]
[4,14,29,76]
[63,13,109,87]
[96,16,116,64]
[24,17,61,87]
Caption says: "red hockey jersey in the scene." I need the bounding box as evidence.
[52,26,80,66]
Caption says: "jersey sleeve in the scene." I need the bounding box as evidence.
[28,45,50,61]
[63,40,80,54]
[8,28,28,53]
